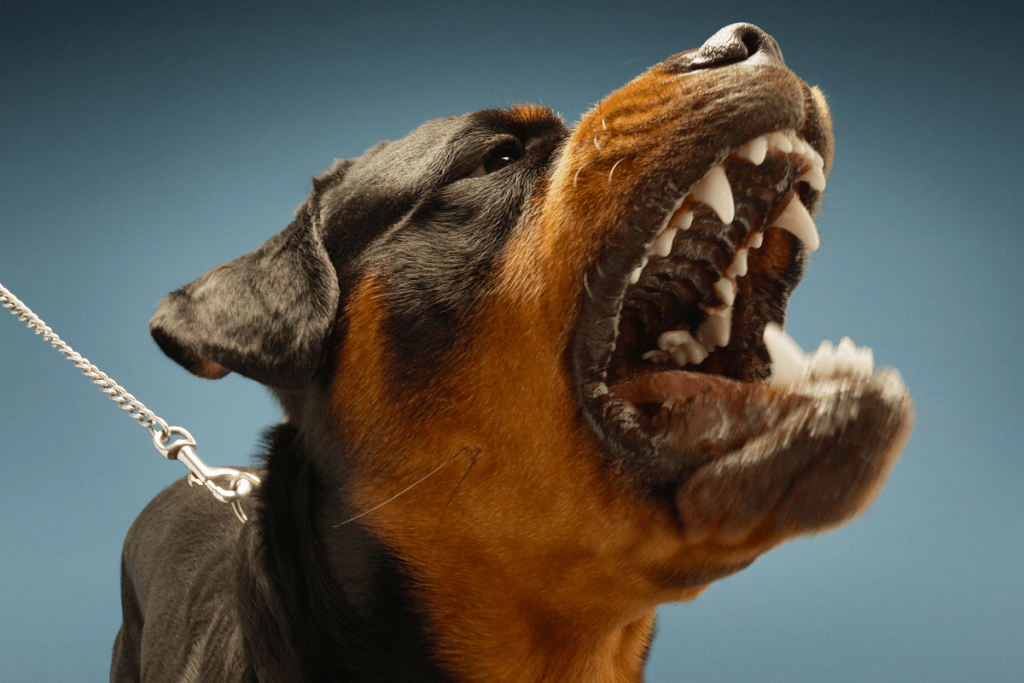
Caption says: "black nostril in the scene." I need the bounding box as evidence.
[738,27,764,56]
[675,23,786,72]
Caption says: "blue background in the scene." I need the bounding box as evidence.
[2,1,1021,680]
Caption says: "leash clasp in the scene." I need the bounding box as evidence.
[3,280,260,524]
[154,426,261,523]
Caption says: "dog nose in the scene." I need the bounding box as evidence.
[676,23,786,71]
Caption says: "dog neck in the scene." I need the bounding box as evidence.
[236,421,660,683]
[235,423,449,682]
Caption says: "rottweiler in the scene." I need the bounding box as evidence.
[111,23,914,683]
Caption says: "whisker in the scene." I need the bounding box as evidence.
[333,452,461,527]
[428,450,478,562]
[574,162,592,188]
[608,158,624,182]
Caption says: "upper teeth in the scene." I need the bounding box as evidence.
[691,164,735,225]
[773,193,820,252]
[633,130,826,369]
[734,135,768,164]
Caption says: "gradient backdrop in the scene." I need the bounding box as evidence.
[2,1,1021,680]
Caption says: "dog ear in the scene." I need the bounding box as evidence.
[149,199,339,390]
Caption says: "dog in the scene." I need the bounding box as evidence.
[111,23,914,683]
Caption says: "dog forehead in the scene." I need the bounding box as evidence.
[323,112,491,192]
[353,116,471,181]
[312,106,565,257]
[319,106,564,201]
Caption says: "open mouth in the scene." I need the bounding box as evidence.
[574,129,877,471]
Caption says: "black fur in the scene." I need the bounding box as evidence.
[236,426,448,683]
[115,107,568,683]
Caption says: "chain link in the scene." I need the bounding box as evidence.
[1,281,174,441]
[1,280,258,522]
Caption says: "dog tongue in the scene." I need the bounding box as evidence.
[608,370,736,406]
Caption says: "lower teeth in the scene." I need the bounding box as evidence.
[763,323,874,384]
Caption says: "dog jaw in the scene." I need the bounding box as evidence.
[493,26,912,580]
[520,29,913,536]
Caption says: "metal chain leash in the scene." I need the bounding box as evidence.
[1,280,259,522]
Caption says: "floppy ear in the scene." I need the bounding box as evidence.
[150,199,339,390]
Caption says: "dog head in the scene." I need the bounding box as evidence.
[151,23,913,680]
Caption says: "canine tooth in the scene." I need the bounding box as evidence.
[713,277,737,306]
[747,231,764,249]
[772,194,820,251]
[798,166,827,191]
[768,132,793,153]
[763,322,810,385]
[692,164,735,224]
[650,226,677,257]
[735,135,768,165]
[642,349,671,363]
[725,247,749,278]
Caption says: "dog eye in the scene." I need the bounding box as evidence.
[467,145,522,178]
